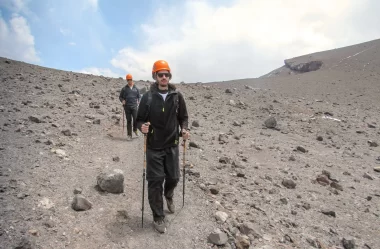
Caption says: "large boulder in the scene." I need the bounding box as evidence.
[97,169,124,193]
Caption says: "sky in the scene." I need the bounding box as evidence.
[0,0,380,83]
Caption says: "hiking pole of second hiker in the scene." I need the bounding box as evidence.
[142,131,147,228]
[182,138,186,208]
[122,106,125,135]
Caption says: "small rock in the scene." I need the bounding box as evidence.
[368,141,378,147]
[215,211,228,223]
[374,167,380,172]
[28,229,38,236]
[93,119,101,125]
[208,229,228,246]
[330,182,343,191]
[236,171,245,178]
[219,156,230,164]
[225,89,233,93]
[316,136,323,141]
[71,194,92,211]
[189,141,200,148]
[367,123,376,128]
[342,238,355,249]
[235,235,250,249]
[229,100,236,106]
[233,121,241,126]
[280,198,288,204]
[210,187,219,195]
[316,175,330,186]
[73,188,82,194]
[296,146,307,153]
[264,117,277,128]
[240,222,262,238]
[113,156,120,162]
[61,129,72,136]
[321,210,336,217]
[363,173,374,180]
[192,120,200,127]
[28,116,42,123]
[282,179,296,189]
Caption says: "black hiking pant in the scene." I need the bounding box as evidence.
[146,146,180,222]
[124,105,137,136]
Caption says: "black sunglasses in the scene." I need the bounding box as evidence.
[157,73,171,78]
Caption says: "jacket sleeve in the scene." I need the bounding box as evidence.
[177,92,189,131]
[136,93,149,131]
[119,87,125,102]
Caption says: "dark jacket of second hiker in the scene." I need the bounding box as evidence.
[136,83,189,150]
[119,84,141,107]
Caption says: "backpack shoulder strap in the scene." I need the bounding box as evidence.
[145,91,153,121]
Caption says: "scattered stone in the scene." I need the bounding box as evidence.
[71,194,92,211]
[367,123,376,128]
[289,155,296,161]
[219,156,231,164]
[208,229,228,245]
[368,141,378,147]
[233,121,241,126]
[61,129,72,136]
[210,187,219,195]
[316,175,330,186]
[282,179,296,189]
[189,141,200,148]
[97,169,124,193]
[374,167,380,172]
[225,89,233,93]
[93,119,101,125]
[235,235,250,249]
[116,210,129,221]
[192,120,200,127]
[264,117,277,128]
[17,193,28,199]
[321,210,336,217]
[363,173,374,180]
[239,222,262,238]
[73,188,82,194]
[215,211,228,223]
[330,182,343,191]
[316,136,323,141]
[28,229,38,236]
[342,238,355,249]
[303,203,311,210]
[28,116,42,123]
[236,171,245,178]
[113,156,120,162]
[229,100,236,106]
[296,146,307,153]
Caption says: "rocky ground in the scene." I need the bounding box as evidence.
[1,38,380,249]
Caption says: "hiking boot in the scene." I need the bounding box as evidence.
[166,197,175,213]
[134,130,140,137]
[153,219,167,233]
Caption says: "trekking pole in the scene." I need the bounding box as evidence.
[142,132,147,228]
[122,108,125,135]
[182,138,186,207]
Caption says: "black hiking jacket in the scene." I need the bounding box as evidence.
[119,84,140,108]
[136,83,189,150]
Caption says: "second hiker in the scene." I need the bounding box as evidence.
[119,74,141,140]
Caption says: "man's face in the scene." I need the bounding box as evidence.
[127,79,133,86]
[156,70,170,87]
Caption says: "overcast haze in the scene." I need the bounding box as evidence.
[1,0,379,82]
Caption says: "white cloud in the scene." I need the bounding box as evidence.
[110,0,380,82]
[85,0,98,11]
[79,67,119,78]
[68,42,76,46]
[0,13,40,63]
[60,28,71,36]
